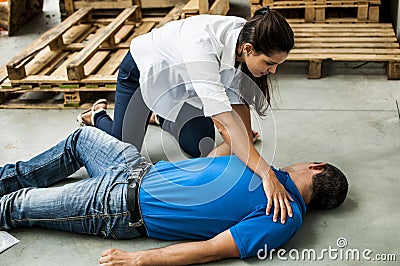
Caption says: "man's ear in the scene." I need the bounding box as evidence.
[309,162,327,172]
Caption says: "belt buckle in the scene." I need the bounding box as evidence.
[129,219,144,227]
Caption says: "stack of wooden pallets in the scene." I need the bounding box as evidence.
[249,0,399,79]
[0,6,150,108]
[0,0,231,108]
[251,0,380,22]
[60,0,229,20]
[289,23,400,79]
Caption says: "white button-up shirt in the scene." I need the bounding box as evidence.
[130,15,246,122]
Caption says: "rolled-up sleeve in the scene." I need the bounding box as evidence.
[182,44,232,117]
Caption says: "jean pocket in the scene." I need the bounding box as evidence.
[101,180,131,239]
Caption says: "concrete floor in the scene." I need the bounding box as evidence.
[1,1,400,265]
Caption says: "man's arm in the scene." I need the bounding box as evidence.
[98,230,240,265]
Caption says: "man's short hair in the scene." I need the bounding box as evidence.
[308,163,348,211]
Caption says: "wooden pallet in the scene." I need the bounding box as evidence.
[60,0,192,19]
[0,0,44,36]
[0,86,116,109]
[288,23,400,79]
[181,0,230,18]
[252,0,380,22]
[0,5,187,108]
[61,0,140,18]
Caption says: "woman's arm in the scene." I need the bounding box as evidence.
[208,104,255,157]
[212,111,293,224]
[99,230,240,265]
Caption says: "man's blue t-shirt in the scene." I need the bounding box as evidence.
[139,155,306,259]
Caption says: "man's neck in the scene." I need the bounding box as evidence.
[282,166,312,205]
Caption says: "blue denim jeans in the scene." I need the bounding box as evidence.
[0,127,146,239]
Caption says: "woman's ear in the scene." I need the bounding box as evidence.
[243,43,254,54]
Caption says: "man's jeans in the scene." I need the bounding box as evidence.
[0,127,146,239]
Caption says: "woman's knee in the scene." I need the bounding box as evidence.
[178,118,215,158]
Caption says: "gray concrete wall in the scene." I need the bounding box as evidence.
[389,0,400,39]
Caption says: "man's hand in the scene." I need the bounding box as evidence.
[263,171,294,224]
[99,249,141,265]
[99,230,239,265]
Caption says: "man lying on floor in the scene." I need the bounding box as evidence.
[0,127,348,265]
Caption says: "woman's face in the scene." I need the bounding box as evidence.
[243,51,288,77]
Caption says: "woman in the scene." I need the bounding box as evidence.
[78,6,295,223]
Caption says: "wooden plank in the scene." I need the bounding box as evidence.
[0,64,8,84]
[315,0,325,22]
[37,53,70,76]
[308,60,322,79]
[64,91,81,106]
[270,2,370,9]
[126,22,156,42]
[67,6,138,80]
[156,1,188,29]
[1,78,12,90]
[294,42,399,48]
[295,37,398,43]
[292,28,394,33]
[289,23,392,28]
[24,22,98,77]
[62,24,93,45]
[0,94,116,109]
[141,17,164,23]
[304,0,315,22]
[209,0,229,15]
[0,86,116,93]
[65,0,75,16]
[330,55,400,61]
[7,7,92,69]
[74,0,132,9]
[51,54,75,78]
[368,5,379,22]
[387,62,400,80]
[16,74,117,84]
[324,18,364,23]
[294,32,395,37]
[25,47,63,76]
[199,0,209,14]
[291,48,400,55]
[115,24,135,44]
[357,2,368,21]
[182,0,199,13]
[81,75,117,83]
[97,49,128,75]
[287,54,400,61]
[141,0,183,8]
[84,51,110,75]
